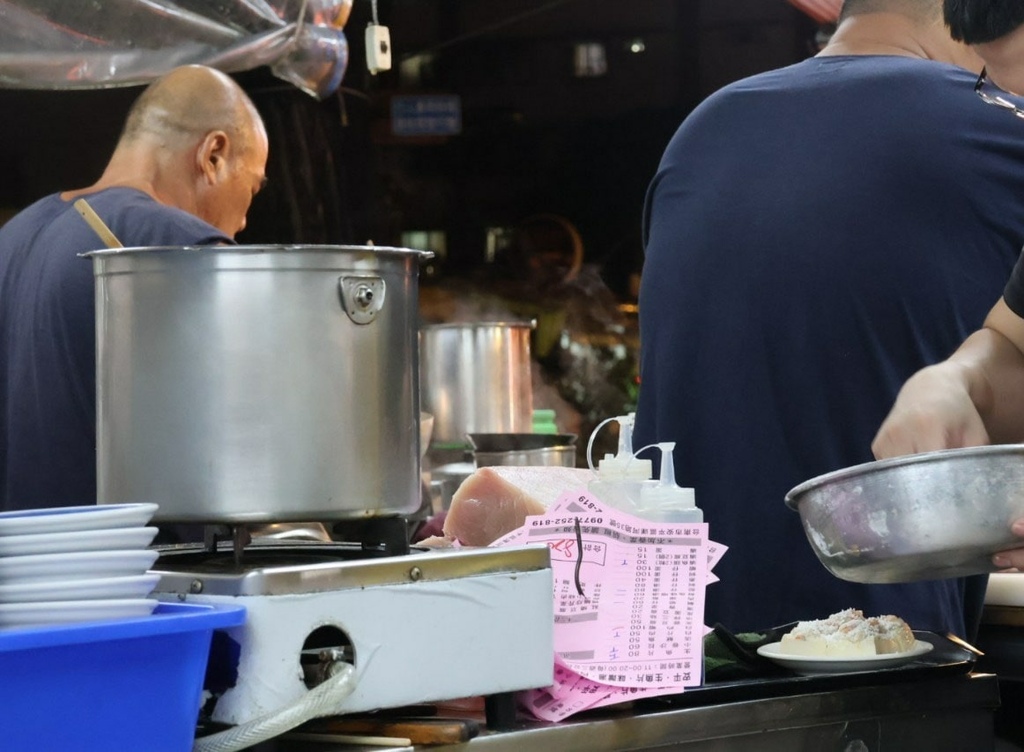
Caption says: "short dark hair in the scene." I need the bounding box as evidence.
[944,0,1024,43]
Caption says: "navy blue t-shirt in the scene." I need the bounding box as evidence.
[1002,248,1024,315]
[635,56,1024,638]
[0,187,229,511]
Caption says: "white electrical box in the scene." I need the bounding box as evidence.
[366,24,392,74]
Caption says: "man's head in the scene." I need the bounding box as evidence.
[945,0,1024,93]
[114,65,268,237]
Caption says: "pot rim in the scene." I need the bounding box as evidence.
[421,320,537,330]
[80,244,434,260]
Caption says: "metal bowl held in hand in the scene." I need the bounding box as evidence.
[420,321,534,447]
[468,432,578,468]
[785,444,1024,584]
[86,245,431,524]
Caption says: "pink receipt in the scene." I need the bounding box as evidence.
[492,489,727,721]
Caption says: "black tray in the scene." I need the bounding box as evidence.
[637,631,977,710]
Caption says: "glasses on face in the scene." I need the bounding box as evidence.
[975,66,1024,119]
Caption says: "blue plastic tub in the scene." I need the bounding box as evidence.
[0,602,246,752]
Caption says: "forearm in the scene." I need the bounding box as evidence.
[872,299,1024,458]
[970,309,1024,444]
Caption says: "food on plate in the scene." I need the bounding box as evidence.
[778,608,915,657]
[438,466,593,546]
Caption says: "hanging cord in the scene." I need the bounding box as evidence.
[371,0,380,25]
[400,0,582,61]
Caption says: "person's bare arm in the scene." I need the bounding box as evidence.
[872,298,1024,459]
[975,299,1024,442]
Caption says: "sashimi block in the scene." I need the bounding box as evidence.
[443,466,594,546]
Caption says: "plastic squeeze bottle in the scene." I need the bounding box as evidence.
[587,413,652,513]
[636,442,703,523]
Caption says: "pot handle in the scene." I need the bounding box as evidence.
[338,275,386,325]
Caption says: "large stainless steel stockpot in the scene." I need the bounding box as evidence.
[86,245,431,524]
[420,321,534,447]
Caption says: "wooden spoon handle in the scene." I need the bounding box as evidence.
[73,198,123,248]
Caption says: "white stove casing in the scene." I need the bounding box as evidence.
[154,544,554,725]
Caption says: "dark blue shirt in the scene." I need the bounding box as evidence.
[0,187,229,511]
[635,56,1024,638]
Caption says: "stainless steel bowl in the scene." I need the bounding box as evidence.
[785,444,1024,583]
[468,433,578,468]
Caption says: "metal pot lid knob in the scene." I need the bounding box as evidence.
[339,275,386,324]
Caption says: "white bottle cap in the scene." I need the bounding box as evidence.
[636,442,702,522]
[596,452,652,481]
[588,413,649,477]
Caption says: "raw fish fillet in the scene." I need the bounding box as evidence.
[416,534,455,548]
[442,466,594,546]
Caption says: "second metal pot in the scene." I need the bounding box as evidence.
[420,321,534,447]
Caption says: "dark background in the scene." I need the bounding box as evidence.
[0,0,819,300]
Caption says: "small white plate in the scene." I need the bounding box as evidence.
[756,640,934,675]
[0,573,162,604]
[0,549,160,583]
[0,504,158,537]
[0,598,158,629]
[0,527,158,557]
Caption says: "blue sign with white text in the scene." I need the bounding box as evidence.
[391,95,462,137]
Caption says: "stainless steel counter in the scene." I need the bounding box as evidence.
[257,672,999,752]
[978,607,1024,747]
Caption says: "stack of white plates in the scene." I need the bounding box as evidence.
[0,504,161,629]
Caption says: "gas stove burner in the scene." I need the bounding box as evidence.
[330,515,413,557]
[153,541,525,597]
[157,542,380,573]
[198,515,413,568]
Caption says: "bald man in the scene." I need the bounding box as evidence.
[0,65,268,512]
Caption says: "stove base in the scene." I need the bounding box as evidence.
[160,561,553,725]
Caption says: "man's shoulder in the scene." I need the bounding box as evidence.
[0,194,69,253]
[90,188,231,246]
[98,188,202,225]
[676,57,986,143]
[0,193,63,229]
